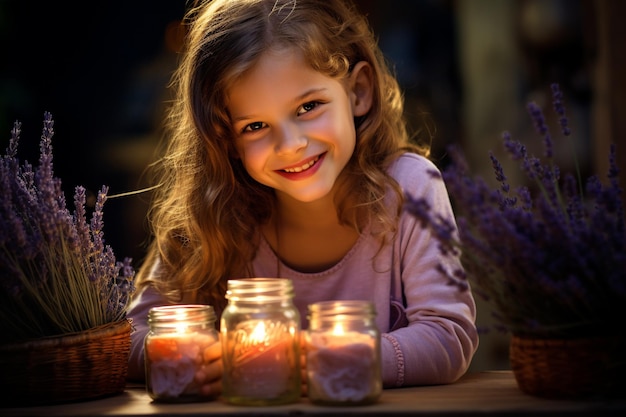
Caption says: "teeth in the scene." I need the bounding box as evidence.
[283,156,319,173]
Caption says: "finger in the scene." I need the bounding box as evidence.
[202,339,222,363]
[199,378,223,398]
[206,356,223,378]
[196,350,224,399]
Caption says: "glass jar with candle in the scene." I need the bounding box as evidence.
[221,278,301,406]
[306,300,382,405]
[145,304,219,403]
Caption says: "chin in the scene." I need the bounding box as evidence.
[286,186,334,203]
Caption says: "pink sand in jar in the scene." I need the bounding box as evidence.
[146,332,217,399]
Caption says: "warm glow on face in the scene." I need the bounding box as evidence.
[227,48,358,204]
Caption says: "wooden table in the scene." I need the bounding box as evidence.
[2,371,625,416]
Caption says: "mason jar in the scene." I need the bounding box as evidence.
[144,304,219,402]
[221,278,301,406]
[305,300,382,405]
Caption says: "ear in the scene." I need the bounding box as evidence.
[348,61,374,117]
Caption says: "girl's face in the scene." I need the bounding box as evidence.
[227,48,372,203]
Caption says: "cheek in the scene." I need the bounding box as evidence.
[313,106,355,141]
[329,109,357,151]
[237,140,270,174]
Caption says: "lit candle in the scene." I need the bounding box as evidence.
[306,300,382,405]
[226,320,293,398]
[221,278,301,406]
[145,305,219,402]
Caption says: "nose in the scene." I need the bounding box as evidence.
[274,121,308,156]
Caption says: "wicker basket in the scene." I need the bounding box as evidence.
[509,334,626,400]
[0,319,132,406]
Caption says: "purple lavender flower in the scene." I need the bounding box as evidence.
[1,113,136,343]
[551,83,571,137]
[527,101,554,159]
[407,84,626,338]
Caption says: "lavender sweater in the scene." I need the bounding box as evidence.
[127,153,479,387]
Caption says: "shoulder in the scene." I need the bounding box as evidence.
[387,152,443,194]
[388,152,439,174]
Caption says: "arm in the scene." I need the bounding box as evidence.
[381,154,479,387]
[126,284,170,381]
[126,263,224,397]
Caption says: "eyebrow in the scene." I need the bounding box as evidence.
[230,87,329,123]
[296,87,328,102]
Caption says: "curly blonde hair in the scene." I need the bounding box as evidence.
[135,0,429,312]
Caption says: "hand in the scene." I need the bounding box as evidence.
[196,337,223,398]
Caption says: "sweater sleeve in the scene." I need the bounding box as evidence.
[380,154,479,387]
[126,284,170,381]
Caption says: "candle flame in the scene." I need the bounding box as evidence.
[231,320,292,365]
[250,321,267,344]
[174,308,190,334]
[332,323,345,335]
[175,323,189,334]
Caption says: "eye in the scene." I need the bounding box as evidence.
[242,121,267,133]
[297,101,320,116]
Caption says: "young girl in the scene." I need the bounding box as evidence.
[127,0,479,396]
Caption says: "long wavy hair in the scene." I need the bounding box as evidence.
[135,0,429,312]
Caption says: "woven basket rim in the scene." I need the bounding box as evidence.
[509,333,626,399]
[0,318,131,352]
[510,333,624,348]
[0,317,132,406]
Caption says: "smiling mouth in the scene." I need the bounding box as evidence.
[282,155,321,173]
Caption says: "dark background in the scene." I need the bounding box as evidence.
[1,0,187,265]
[2,0,624,371]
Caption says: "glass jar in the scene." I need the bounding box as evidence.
[221,278,301,406]
[144,304,219,403]
[305,300,382,405]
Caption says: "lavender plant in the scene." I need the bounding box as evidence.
[406,84,625,338]
[0,112,135,344]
